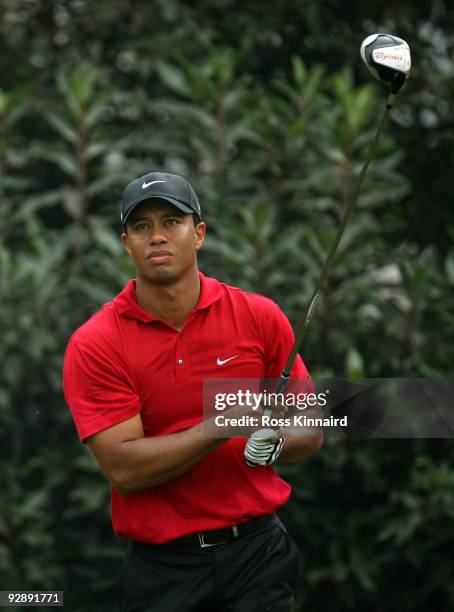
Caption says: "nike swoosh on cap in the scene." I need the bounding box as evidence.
[142,180,166,189]
[217,355,240,366]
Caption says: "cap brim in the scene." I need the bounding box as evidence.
[122,195,194,225]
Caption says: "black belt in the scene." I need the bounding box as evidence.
[133,513,277,550]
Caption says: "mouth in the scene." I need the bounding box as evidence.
[147,250,172,264]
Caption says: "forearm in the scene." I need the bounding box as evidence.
[113,422,225,494]
[278,401,325,462]
[278,430,324,462]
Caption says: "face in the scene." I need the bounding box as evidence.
[121,199,206,285]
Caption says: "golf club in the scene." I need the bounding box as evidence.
[247,33,411,457]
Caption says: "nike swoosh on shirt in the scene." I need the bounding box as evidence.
[217,355,240,366]
[142,180,166,189]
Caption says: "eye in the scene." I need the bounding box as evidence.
[165,218,179,226]
[135,222,149,231]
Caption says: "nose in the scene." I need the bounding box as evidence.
[149,224,168,245]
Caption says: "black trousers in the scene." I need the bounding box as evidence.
[118,516,300,612]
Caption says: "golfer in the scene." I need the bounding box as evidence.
[63,171,323,612]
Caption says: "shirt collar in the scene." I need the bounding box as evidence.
[112,272,225,323]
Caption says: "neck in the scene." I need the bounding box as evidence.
[135,269,201,330]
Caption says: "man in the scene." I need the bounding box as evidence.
[63,171,323,612]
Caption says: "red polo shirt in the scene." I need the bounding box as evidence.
[63,273,311,544]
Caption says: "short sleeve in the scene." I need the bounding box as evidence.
[261,300,313,389]
[63,337,141,443]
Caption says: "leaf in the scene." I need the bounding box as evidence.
[88,219,123,254]
[345,347,365,378]
[445,251,454,284]
[28,145,78,176]
[291,56,307,86]
[72,64,97,105]
[155,61,192,97]
[85,99,112,128]
[62,189,82,220]
[85,142,110,160]
[56,70,81,117]
[45,112,77,143]
[18,188,68,217]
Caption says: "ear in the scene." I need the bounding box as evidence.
[195,222,206,251]
[121,232,132,256]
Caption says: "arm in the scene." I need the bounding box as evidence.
[279,401,325,462]
[253,299,324,464]
[278,430,324,462]
[243,399,324,466]
[64,337,225,495]
[87,414,226,495]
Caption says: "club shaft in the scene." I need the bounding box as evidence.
[264,95,392,417]
[282,98,391,376]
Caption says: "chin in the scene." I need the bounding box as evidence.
[143,267,179,285]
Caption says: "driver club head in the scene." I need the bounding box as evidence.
[360,33,411,94]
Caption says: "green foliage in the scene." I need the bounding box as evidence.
[279,440,454,611]
[0,83,36,244]
[0,2,453,611]
[20,64,129,225]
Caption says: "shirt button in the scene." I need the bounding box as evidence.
[177,359,184,365]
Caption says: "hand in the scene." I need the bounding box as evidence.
[221,399,288,438]
[243,393,288,466]
[244,429,285,467]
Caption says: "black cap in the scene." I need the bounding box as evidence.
[121,171,202,225]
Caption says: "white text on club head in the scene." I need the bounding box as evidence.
[372,44,411,73]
